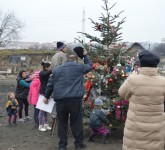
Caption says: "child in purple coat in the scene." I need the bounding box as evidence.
[89,97,111,143]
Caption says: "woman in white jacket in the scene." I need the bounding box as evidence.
[119,50,165,150]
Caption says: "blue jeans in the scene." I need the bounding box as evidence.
[38,110,48,125]
[34,106,39,125]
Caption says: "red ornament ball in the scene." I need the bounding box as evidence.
[96,23,102,31]
[108,78,113,82]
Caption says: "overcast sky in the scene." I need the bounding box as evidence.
[0,0,165,43]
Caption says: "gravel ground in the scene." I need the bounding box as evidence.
[0,78,123,150]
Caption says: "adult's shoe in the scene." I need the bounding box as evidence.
[58,147,67,150]
[74,143,87,150]
[18,118,24,122]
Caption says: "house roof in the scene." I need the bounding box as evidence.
[126,42,146,52]
[126,42,158,51]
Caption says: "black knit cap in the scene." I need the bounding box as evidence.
[57,42,65,50]
[138,50,160,67]
[73,46,84,59]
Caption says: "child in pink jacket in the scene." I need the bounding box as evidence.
[28,70,40,127]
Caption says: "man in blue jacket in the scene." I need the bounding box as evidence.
[43,46,92,150]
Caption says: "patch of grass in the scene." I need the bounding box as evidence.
[0,49,55,55]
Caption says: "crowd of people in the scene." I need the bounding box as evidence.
[5,42,93,150]
[5,43,165,150]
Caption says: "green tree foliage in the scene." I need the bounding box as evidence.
[77,0,127,99]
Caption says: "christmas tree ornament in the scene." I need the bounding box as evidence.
[96,23,102,31]
[117,63,121,67]
[108,78,113,82]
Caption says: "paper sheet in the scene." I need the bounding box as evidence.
[36,95,55,113]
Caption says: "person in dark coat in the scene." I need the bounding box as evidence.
[38,61,52,132]
[15,70,31,121]
[43,47,92,150]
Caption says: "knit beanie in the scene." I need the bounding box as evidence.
[73,46,84,59]
[57,42,65,50]
[94,97,103,106]
[138,50,160,67]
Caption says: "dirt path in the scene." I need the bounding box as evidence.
[0,78,123,150]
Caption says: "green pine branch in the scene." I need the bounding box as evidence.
[78,0,125,47]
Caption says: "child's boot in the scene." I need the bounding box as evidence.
[44,124,51,130]
[38,125,46,132]
[88,134,95,142]
[101,135,108,144]
[12,121,17,126]
[8,123,12,127]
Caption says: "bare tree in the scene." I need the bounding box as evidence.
[0,11,23,47]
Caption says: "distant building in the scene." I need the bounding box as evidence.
[4,41,57,50]
[126,42,146,57]
[161,38,165,43]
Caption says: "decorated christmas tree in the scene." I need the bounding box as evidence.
[75,0,133,124]
[77,0,128,101]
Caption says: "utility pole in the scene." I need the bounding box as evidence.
[82,8,85,43]
[148,43,151,50]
